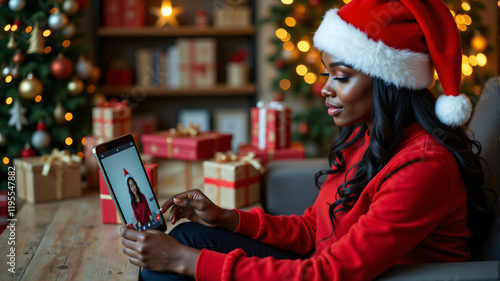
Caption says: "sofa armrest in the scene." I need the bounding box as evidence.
[376,261,500,281]
[261,158,329,216]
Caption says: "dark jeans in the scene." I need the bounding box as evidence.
[140,222,308,281]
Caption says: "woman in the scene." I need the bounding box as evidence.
[121,0,494,280]
[125,168,153,227]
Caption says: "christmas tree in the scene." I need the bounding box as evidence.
[0,0,98,189]
[266,0,493,157]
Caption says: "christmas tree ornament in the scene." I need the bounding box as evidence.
[0,132,6,146]
[21,143,36,157]
[12,50,25,64]
[309,0,321,6]
[19,73,43,100]
[12,18,23,31]
[150,0,183,28]
[297,122,309,135]
[2,65,11,77]
[91,93,107,106]
[10,64,19,79]
[275,57,286,69]
[53,102,67,124]
[7,34,17,50]
[31,120,51,149]
[75,56,92,79]
[62,22,76,38]
[62,0,79,15]
[67,76,84,95]
[8,0,25,11]
[27,23,45,54]
[48,8,69,31]
[8,99,28,132]
[89,66,102,83]
[471,31,487,53]
[51,54,73,79]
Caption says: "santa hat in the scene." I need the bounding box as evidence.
[313,0,472,127]
[124,168,133,185]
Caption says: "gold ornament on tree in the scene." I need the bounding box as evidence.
[19,73,43,100]
[67,76,84,95]
[53,102,67,124]
[27,23,45,54]
[7,33,17,50]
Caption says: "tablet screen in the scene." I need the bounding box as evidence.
[98,141,163,231]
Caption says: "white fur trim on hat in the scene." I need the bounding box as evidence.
[313,9,434,90]
[435,94,472,127]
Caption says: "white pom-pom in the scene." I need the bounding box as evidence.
[435,94,472,127]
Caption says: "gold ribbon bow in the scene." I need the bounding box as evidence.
[214,151,263,173]
[41,148,81,176]
[169,123,201,137]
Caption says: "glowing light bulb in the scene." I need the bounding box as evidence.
[283,41,294,51]
[469,55,477,66]
[281,0,294,4]
[304,73,317,84]
[461,1,471,11]
[297,40,310,52]
[280,79,291,90]
[43,30,51,37]
[6,97,13,105]
[4,24,11,32]
[285,17,296,27]
[3,157,9,165]
[476,53,487,67]
[462,64,473,76]
[296,65,308,76]
[35,95,42,103]
[65,137,73,146]
[276,28,288,39]
[65,112,73,121]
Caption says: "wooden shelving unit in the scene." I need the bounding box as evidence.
[97,26,255,37]
[100,83,257,97]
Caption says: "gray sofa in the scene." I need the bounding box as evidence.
[261,77,500,280]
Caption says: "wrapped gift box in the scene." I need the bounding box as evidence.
[84,133,141,190]
[239,142,305,166]
[0,190,7,234]
[103,0,122,27]
[214,7,252,27]
[177,38,216,88]
[14,151,82,204]
[100,163,158,224]
[152,158,204,196]
[203,154,261,209]
[251,101,292,150]
[92,100,132,140]
[122,0,145,27]
[141,129,232,161]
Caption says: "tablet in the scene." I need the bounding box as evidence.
[93,134,167,232]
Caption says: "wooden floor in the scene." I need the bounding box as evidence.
[0,191,140,281]
[0,189,260,281]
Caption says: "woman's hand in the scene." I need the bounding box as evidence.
[121,225,200,276]
[161,189,239,231]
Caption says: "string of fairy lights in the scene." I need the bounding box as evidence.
[1,3,97,166]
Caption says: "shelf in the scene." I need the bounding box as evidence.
[97,26,255,37]
[100,84,257,97]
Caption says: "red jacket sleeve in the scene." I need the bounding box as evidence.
[233,202,317,256]
[195,155,461,281]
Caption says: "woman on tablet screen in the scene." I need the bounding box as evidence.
[125,168,152,227]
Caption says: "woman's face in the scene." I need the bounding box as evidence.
[320,52,374,128]
[128,178,137,194]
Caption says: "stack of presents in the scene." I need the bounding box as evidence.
[12,99,306,226]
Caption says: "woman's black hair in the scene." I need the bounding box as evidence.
[315,77,495,259]
[128,177,144,208]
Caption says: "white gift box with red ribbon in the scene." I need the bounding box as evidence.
[92,99,132,140]
[177,38,216,88]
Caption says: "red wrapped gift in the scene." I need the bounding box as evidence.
[99,163,158,224]
[122,0,145,27]
[105,68,133,86]
[203,152,262,209]
[0,190,7,234]
[251,101,291,150]
[239,142,305,166]
[92,99,132,140]
[103,0,122,27]
[141,125,232,161]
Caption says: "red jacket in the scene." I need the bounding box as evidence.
[196,123,470,281]
[131,193,152,225]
